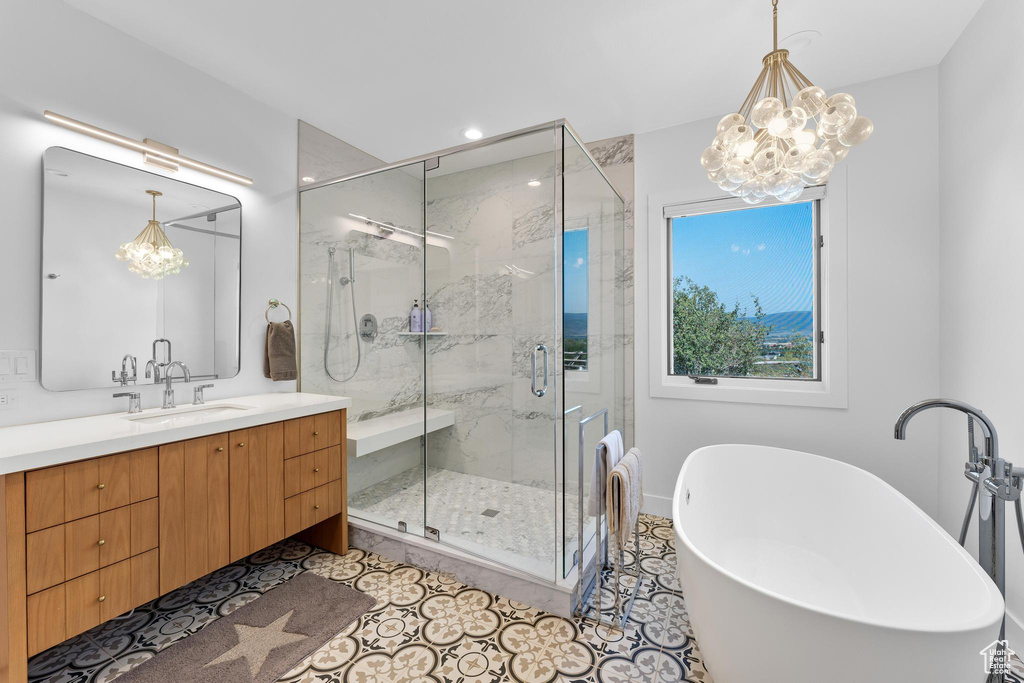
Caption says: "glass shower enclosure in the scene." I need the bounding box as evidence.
[299,121,625,582]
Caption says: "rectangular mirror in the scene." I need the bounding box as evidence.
[41,147,242,391]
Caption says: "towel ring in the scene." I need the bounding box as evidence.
[266,299,292,323]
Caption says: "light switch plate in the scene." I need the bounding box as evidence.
[0,390,17,409]
[0,350,36,382]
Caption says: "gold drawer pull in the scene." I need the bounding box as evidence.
[216,447,224,452]
[96,483,105,490]
[97,539,106,546]
[98,595,106,603]
[313,431,319,436]
[237,442,245,448]
[313,468,320,473]
[314,505,320,510]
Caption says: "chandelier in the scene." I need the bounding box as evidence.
[701,0,873,203]
[114,190,188,279]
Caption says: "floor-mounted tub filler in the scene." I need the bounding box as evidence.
[673,444,1004,683]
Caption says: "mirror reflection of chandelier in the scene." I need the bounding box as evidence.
[701,0,874,203]
[114,189,188,279]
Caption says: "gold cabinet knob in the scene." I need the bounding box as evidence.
[313,431,319,436]
[314,505,320,510]
[96,483,105,490]
[97,539,105,546]
[237,443,245,448]
[98,595,106,602]
[216,447,224,452]
[313,467,320,473]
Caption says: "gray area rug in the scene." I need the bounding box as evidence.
[114,572,375,683]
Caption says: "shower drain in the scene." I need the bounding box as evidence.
[481,509,500,517]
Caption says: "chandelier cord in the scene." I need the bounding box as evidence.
[772,0,778,52]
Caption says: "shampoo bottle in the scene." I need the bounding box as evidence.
[410,300,422,333]
[423,300,433,331]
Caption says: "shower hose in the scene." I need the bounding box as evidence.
[324,247,361,382]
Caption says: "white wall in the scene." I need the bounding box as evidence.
[635,67,943,517]
[0,0,298,426]
[937,0,1024,642]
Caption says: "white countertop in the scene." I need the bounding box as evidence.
[0,392,352,475]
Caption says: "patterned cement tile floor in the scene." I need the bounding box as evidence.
[27,513,1024,683]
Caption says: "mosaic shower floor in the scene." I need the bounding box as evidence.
[349,466,592,572]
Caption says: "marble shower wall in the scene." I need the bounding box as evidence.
[585,134,635,449]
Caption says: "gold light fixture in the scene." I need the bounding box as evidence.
[115,190,189,280]
[43,110,254,186]
[701,0,873,203]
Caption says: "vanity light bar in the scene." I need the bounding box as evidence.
[348,213,453,240]
[42,110,254,186]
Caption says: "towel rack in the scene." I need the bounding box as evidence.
[573,408,645,629]
[265,298,292,323]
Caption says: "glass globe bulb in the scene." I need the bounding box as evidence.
[791,128,818,147]
[717,113,746,135]
[736,179,757,197]
[794,86,828,117]
[819,138,849,163]
[114,248,128,262]
[819,102,857,136]
[777,182,805,202]
[701,144,728,171]
[706,167,726,183]
[734,139,757,160]
[753,147,784,176]
[816,122,838,140]
[802,149,835,181]
[767,107,808,138]
[724,157,755,183]
[722,124,754,148]
[766,170,797,196]
[784,143,814,173]
[718,176,742,192]
[751,97,784,129]
[838,116,874,146]
[826,93,856,108]
[743,194,765,205]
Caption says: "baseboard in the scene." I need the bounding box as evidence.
[642,492,673,519]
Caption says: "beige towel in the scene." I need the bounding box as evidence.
[264,321,297,381]
[607,447,643,550]
[588,430,623,517]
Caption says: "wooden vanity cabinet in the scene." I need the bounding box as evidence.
[1,407,347,679]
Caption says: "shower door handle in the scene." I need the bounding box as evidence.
[531,344,549,397]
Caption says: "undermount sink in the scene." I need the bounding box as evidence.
[123,403,253,426]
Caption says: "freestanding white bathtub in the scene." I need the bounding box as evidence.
[673,444,1004,683]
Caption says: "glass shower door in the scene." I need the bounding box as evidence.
[422,127,560,578]
[298,161,428,536]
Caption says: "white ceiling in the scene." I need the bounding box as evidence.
[65,0,981,163]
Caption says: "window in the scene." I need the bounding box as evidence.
[564,228,588,371]
[669,200,820,381]
[647,179,848,408]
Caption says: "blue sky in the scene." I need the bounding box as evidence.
[671,202,814,315]
[564,229,588,314]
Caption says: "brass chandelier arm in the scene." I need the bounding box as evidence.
[739,65,771,119]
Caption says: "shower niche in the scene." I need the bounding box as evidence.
[299,121,625,585]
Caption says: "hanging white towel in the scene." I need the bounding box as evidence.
[608,447,644,550]
[587,429,623,517]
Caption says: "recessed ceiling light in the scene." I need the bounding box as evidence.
[779,30,821,54]
[462,127,483,140]
[527,179,541,187]
[301,176,316,183]
[45,168,69,176]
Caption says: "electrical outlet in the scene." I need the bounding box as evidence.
[0,390,17,409]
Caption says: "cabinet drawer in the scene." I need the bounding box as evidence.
[27,500,158,592]
[26,448,159,532]
[284,411,343,459]
[284,446,340,498]
[284,482,342,537]
[27,584,66,656]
